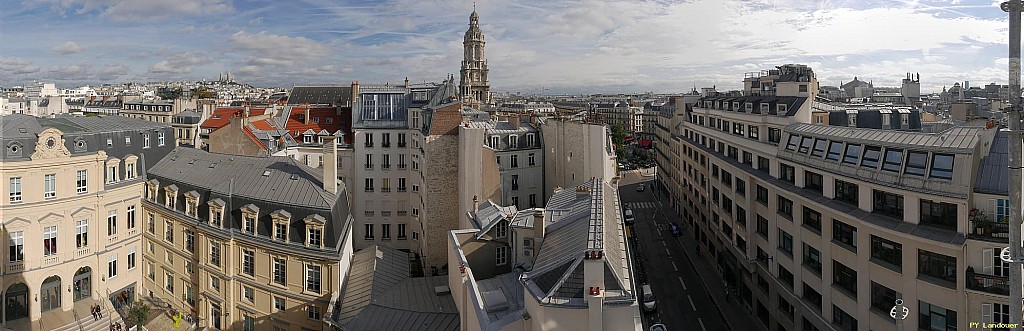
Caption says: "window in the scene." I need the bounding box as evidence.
[768,128,781,143]
[528,153,536,166]
[810,139,827,157]
[802,207,821,232]
[305,264,321,293]
[210,242,221,267]
[748,126,759,139]
[529,194,537,208]
[273,222,288,241]
[381,224,391,239]
[511,175,519,190]
[8,231,23,262]
[799,137,813,153]
[742,151,752,165]
[919,250,956,284]
[109,254,118,278]
[756,185,768,205]
[75,219,88,248]
[43,226,57,256]
[210,276,220,291]
[308,305,321,320]
[804,171,822,194]
[757,156,770,171]
[143,133,150,148]
[127,205,136,229]
[735,207,747,227]
[919,301,957,331]
[44,174,56,199]
[825,141,843,161]
[920,199,957,229]
[274,297,286,312]
[860,146,881,169]
[165,220,174,243]
[107,165,117,184]
[779,163,795,183]
[872,190,904,219]
[381,133,390,147]
[905,151,928,176]
[756,215,768,238]
[833,305,858,331]
[785,135,800,151]
[833,220,857,250]
[273,258,287,285]
[364,154,373,169]
[803,283,821,312]
[930,154,954,179]
[777,196,793,217]
[496,246,508,265]
[832,260,857,295]
[242,249,254,276]
[127,247,136,270]
[106,210,117,236]
[488,136,499,148]
[9,177,21,202]
[778,266,794,289]
[735,179,746,196]
[803,244,822,273]
[984,303,1010,330]
[841,144,861,165]
[778,294,793,318]
[309,228,323,247]
[509,135,518,148]
[243,286,254,302]
[158,131,165,146]
[164,272,173,293]
[865,236,903,272]
[243,315,254,331]
[870,281,900,313]
[76,170,88,193]
[882,148,904,172]
[834,180,858,204]
[243,215,255,234]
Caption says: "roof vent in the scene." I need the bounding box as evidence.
[18,128,27,133]
[188,159,196,165]
[262,170,271,177]
[209,163,217,168]
[434,285,451,296]
[290,174,299,180]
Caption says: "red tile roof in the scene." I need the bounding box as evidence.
[201,107,269,130]
[285,107,353,144]
[242,126,268,151]
[249,118,278,131]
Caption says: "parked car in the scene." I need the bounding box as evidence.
[636,184,645,192]
[624,208,636,225]
[670,222,682,237]
[641,284,656,312]
[650,324,667,331]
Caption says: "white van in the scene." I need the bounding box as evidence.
[624,209,636,225]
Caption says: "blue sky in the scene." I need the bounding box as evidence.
[0,0,1015,94]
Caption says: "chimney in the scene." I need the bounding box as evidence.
[350,81,359,108]
[322,136,338,194]
[510,115,521,130]
[405,77,410,88]
[304,103,311,125]
[473,195,479,210]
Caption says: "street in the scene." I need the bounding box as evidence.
[619,176,730,331]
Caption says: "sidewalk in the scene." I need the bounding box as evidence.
[653,187,764,331]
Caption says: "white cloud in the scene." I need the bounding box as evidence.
[28,0,231,21]
[229,31,329,67]
[0,57,42,75]
[52,41,86,55]
[149,53,211,74]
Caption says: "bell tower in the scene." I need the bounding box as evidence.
[459,5,490,109]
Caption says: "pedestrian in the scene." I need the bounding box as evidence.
[724,288,730,302]
[92,305,98,321]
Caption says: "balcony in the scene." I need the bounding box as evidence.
[382,164,391,170]
[6,262,24,274]
[381,211,392,217]
[967,271,1009,296]
[969,211,1009,243]
[397,164,407,170]
[397,211,408,216]
[382,143,391,148]
[398,143,406,148]
[381,188,391,193]
[364,164,374,170]
[397,187,407,192]
[364,211,375,216]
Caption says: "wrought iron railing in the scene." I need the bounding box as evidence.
[967,272,1009,296]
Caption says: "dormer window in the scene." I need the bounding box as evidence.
[146,180,159,202]
[304,215,326,249]
[106,158,120,184]
[526,133,536,147]
[271,210,292,242]
[326,117,333,124]
[489,136,500,149]
[733,102,740,112]
[184,191,201,218]
[495,220,507,238]
[304,135,312,144]
[508,135,518,149]
[760,103,770,113]
[164,184,178,210]
[208,198,225,228]
[241,204,259,235]
[745,103,753,113]
[777,104,788,114]
[125,156,138,179]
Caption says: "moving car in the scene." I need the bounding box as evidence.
[641,284,656,312]
[670,222,682,237]
[624,208,636,225]
[650,324,667,331]
[636,184,645,192]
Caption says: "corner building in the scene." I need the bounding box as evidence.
[657,65,1008,331]
[0,114,175,329]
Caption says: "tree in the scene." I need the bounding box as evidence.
[126,302,150,328]
[609,124,626,146]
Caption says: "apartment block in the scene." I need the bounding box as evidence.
[655,64,1009,331]
[141,142,354,331]
[0,114,175,330]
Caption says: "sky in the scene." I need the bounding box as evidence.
[0,0,1017,94]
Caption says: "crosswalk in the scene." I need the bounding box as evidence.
[624,201,661,210]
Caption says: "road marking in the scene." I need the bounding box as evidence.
[672,261,678,272]
[698,318,708,331]
[661,241,667,247]
[678,277,687,290]
[688,295,697,311]
[665,248,671,256]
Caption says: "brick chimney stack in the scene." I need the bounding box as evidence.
[304,103,311,125]
[351,81,360,108]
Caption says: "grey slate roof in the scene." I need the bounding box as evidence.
[697,95,807,116]
[288,86,353,106]
[975,130,1008,195]
[784,123,983,153]
[336,245,459,331]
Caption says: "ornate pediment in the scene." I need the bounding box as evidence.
[31,128,71,160]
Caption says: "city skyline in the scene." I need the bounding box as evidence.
[0,0,1014,94]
